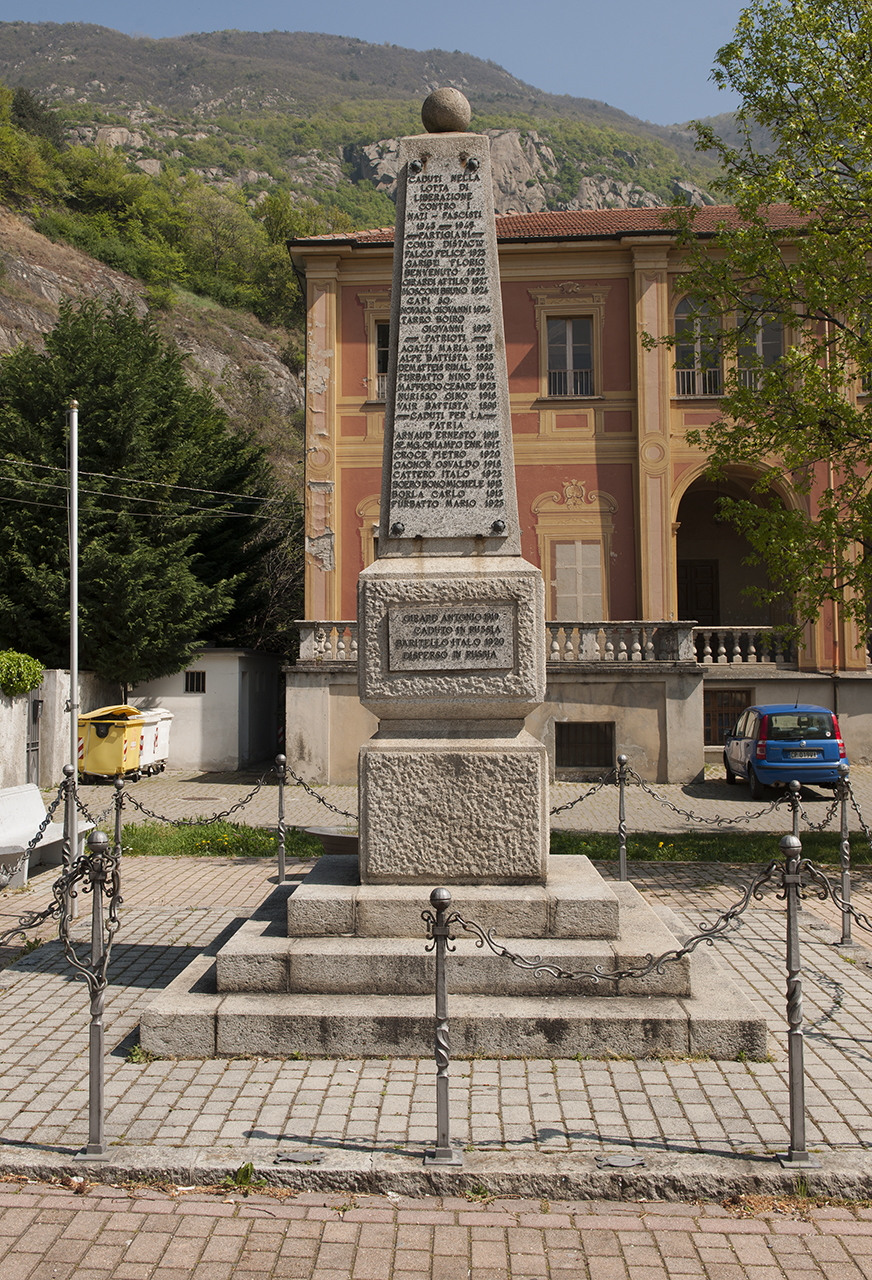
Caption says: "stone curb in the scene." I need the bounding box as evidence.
[2,1144,871,1202]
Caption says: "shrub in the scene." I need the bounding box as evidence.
[0,650,44,698]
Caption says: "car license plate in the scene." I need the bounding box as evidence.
[789,751,819,759]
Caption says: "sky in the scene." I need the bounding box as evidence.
[0,0,748,126]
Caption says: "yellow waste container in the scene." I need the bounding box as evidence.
[78,705,144,780]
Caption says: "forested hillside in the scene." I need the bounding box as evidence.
[0,22,723,222]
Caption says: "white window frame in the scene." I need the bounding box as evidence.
[674,297,722,397]
[532,479,618,620]
[357,289,391,403]
[737,295,784,390]
[529,286,609,401]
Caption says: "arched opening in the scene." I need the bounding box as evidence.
[675,472,790,626]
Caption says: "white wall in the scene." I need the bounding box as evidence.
[0,691,29,788]
[0,669,120,790]
[133,649,281,772]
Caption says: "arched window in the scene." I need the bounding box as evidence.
[674,298,722,396]
[737,295,784,389]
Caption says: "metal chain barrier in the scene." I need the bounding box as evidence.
[548,767,616,817]
[25,781,66,854]
[629,764,786,827]
[55,828,123,1159]
[796,792,841,833]
[847,781,872,847]
[422,831,872,1169]
[73,788,119,829]
[122,772,270,827]
[282,763,357,822]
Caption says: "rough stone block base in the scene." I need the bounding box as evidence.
[359,730,548,884]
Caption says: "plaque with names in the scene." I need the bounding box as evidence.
[388,602,515,672]
[381,133,518,547]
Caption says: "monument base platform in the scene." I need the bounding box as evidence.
[141,859,768,1062]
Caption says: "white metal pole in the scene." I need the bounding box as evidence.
[68,399,79,771]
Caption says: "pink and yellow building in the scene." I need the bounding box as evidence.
[285,207,872,784]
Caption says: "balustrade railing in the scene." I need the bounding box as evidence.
[294,620,797,669]
[545,621,695,663]
[692,626,796,666]
[297,621,359,663]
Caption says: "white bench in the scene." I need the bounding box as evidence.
[0,784,92,889]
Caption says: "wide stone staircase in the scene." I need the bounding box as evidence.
[141,855,768,1061]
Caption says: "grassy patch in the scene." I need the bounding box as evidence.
[116,821,322,859]
[550,828,872,865]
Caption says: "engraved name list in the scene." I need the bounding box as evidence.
[386,153,510,539]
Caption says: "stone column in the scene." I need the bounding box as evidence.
[357,90,547,887]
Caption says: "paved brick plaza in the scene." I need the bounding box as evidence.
[2,768,872,1275]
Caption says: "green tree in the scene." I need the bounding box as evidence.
[666,0,872,634]
[10,86,66,150]
[0,298,277,688]
[0,83,63,207]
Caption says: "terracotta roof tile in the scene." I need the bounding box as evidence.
[289,204,806,250]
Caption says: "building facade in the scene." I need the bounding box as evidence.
[286,207,872,784]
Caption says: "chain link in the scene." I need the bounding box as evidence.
[626,766,785,827]
[847,782,872,849]
[549,769,615,817]
[80,765,356,830]
[449,858,781,986]
[74,789,118,828]
[122,773,269,827]
[796,792,841,833]
[283,764,357,822]
[25,783,66,853]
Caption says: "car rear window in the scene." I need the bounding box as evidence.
[766,713,833,740]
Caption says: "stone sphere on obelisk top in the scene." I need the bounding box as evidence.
[421,87,472,133]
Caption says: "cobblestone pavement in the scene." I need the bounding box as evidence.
[60,761,872,839]
[2,856,872,1176]
[2,1181,872,1280]
[5,777,872,1273]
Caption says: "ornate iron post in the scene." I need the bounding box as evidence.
[62,763,77,921]
[57,829,123,1160]
[113,776,125,854]
[837,762,852,945]
[778,832,819,1167]
[617,754,628,882]
[787,780,802,912]
[422,887,463,1167]
[275,754,287,883]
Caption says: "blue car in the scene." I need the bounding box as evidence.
[723,703,848,799]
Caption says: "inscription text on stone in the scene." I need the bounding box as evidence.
[387,148,509,538]
[389,602,515,671]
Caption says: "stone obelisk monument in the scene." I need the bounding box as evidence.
[357,88,548,885]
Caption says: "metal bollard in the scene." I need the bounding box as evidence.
[275,754,287,883]
[778,833,819,1167]
[837,762,852,945]
[423,887,463,1167]
[62,764,77,921]
[113,776,125,857]
[787,781,802,912]
[617,754,628,882]
[57,829,123,1160]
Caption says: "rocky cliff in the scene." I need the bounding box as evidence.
[352,129,713,215]
[0,207,304,482]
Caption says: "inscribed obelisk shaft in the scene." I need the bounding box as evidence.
[357,90,547,886]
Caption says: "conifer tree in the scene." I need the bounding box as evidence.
[0,297,274,688]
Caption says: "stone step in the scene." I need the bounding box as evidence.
[286,854,620,939]
[217,882,690,998]
[141,945,767,1061]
